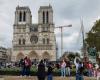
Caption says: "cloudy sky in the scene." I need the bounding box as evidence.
[0,0,100,57]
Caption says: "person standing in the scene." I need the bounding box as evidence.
[74,57,84,80]
[87,62,93,77]
[95,63,99,77]
[61,59,66,77]
[74,57,80,73]
[19,58,25,76]
[47,62,54,80]
[37,60,46,80]
[97,66,100,80]
[24,56,32,76]
[66,60,71,76]
[77,61,84,80]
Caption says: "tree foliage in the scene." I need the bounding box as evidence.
[85,19,100,52]
[60,52,80,61]
[67,53,75,61]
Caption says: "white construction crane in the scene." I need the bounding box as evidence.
[55,24,72,57]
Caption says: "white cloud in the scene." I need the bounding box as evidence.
[0,0,100,57]
[63,32,79,44]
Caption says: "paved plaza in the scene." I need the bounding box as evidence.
[0,76,97,80]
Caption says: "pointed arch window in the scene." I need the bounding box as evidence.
[43,11,45,24]
[23,11,26,21]
[19,39,21,45]
[46,11,49,23]
[23,39,26,45]
[43,38,45,44]
[47,38,49,44]
[19,12,22,22]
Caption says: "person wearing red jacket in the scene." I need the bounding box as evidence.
[87,62,93,77]
[24,56,32,76]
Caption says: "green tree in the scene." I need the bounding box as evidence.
[67,52,75,61]
[75,52,80,57]
[85,19,100,52]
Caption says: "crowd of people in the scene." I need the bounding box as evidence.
[18,56,100,80]
[0,56,99,80]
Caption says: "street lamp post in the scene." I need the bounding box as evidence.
[55,24,72,57]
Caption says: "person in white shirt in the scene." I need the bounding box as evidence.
[74,57,84,80]
[74,57,82,73]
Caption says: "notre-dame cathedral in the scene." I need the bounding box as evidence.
[11,5,56,61]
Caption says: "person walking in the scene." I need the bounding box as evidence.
[47,62,54,80]
[37,60,46,80]
[61,59,66,77]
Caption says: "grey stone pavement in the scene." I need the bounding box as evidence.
[0,76,97,80]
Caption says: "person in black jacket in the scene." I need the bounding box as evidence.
[19,58,25,76]
[76,61,84,80]
[37,60,46,80]
[47,62,54,80]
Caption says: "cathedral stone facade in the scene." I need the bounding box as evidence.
[12,5,56,62]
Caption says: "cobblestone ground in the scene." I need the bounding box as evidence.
[0,76,97,80]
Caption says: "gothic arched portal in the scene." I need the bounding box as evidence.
[42,51,50,60]
[16,52,24,61]
[28,51,38,60]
